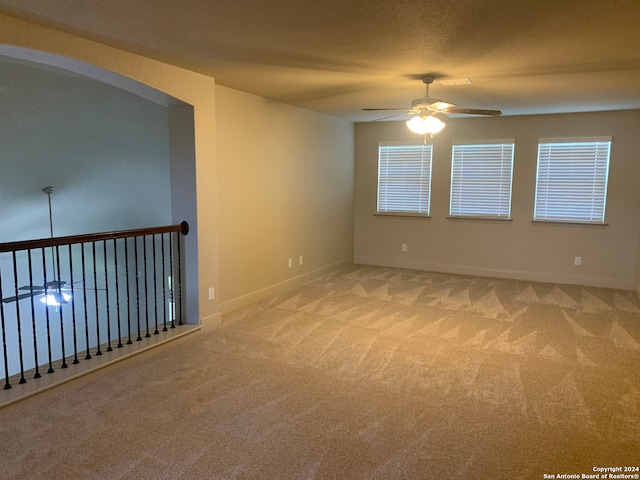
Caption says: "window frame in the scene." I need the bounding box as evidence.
[448,139,515,220]
[376,142,433,217]
[533,136,612,225]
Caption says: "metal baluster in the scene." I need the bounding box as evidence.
[124,238,132,345]
[55,245,68,369]
[113,239,123,348]
[27,250,41,378]
[143,235,150,338]
[177,230,184,326]
[134,236,142,341]
[0,268,12,390]
[168,231,175,329]
[42,247,54,374]
[12,251,27,383]
[103,241,112,352]
[82,243,91,360]
[152,234,159,335]
[161,232,168,332]
[92,242,102,356]
[68,245,79,365]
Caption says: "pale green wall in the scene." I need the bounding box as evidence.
[0,57,172,243]
[215,86,354,311]
[0,11,216,323]
[355,110,640,289]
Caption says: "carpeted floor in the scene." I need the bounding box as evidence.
[0,265,639,479]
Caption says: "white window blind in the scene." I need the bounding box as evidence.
[450,140,514,218]
[377,143,432,215]
[534,138,611,224]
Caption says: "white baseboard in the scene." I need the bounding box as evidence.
[200,312,222,328]
[354,255,634,290]
[219,257,353,315]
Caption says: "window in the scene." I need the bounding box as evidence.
[377,143,432,216]
[534,137,612,224]
[449,140,514,219]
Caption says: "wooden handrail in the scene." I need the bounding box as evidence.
[0,221,189,254]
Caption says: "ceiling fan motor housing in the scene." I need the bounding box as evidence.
[412,96,440,109]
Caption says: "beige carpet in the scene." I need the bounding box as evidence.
[1,265,639,479]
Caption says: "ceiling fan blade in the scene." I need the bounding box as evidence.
[363,75,503,124]
[19,280,68,291]
[442,108,502,116]
[373,112,416,122]
[362,108,411,111]
[1,291,41,303]
[19,285,46,291]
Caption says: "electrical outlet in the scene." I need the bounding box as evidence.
[401,243,408,252]
[574,256,582,266]
[288,258,293,268]
[299,255,304,266]
[208,287,215,300]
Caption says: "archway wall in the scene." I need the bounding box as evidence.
[0,12,218,324]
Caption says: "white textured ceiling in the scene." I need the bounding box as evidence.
[1,0,639,121]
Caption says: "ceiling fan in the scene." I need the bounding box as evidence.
[1,187,76,307]
[1,280,72,306]
[363,75,502,136]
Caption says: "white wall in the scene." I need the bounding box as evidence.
[355,110,640,290]
[0,57,172,243]
[215,86,354,311]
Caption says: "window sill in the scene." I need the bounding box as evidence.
[374,213,431,219]
[446,216,513,222]
[531,220,609,227]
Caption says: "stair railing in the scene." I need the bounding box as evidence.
[0,221,189,390]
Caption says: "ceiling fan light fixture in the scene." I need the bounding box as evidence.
[40,292,72,307]
[406,114,446,135]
